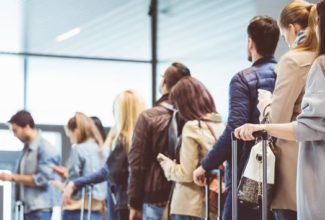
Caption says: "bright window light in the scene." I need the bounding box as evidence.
[55,27,81,42]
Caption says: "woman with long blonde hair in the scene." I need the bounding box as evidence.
[105,90,145,153]
[64,90,146,220]
[62,112,107,220]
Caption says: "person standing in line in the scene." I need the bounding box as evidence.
[63,90,146,220]
[128,63,191,220]
[258,1,317,219]
[62,112,107,220]
[193,16,280,220]
[157,76,225,220]
[0,110,61,220]
[52,115,113,219]
[234,2,325,219]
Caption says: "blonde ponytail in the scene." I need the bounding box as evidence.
[296,4,318,52]
[280,1,317,52]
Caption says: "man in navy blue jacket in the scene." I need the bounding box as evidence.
[193,16,280,220]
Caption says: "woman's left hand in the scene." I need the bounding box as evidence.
[234,123,265,140]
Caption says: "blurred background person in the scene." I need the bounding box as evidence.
[63,90,146,220]
[52,116,107,179]
[62,112,107,220]
[0,110,61,220]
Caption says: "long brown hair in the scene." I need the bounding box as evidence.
[170,76,216,122]
[317,0,325,56]
[67,112,103,148]
[280,0,317,52]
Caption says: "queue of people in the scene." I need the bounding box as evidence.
[0,1,324,220]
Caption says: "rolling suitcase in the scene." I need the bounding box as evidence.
[80,185,93,220]
[14,201,24,220]
[205,169,223,220]
[231,131,269,220]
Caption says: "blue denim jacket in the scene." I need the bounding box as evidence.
[17,131,61,213]
[73,138,128,210]
[68,139,107,201]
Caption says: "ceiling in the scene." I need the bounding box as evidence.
[23,0,257,62]
[25,0,151,60]
[5,0,319,62]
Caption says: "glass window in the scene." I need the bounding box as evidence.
[0,56,24,123]
[28,57,151,126]
[158,0,256,119]
[0,0,22,52]
[26,0,150,60]
[0,129,23,151]
[42,131,62,155]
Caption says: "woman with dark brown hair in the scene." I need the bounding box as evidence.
[157,77,225,220]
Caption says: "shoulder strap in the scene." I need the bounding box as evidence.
[160,102,180,160]
[159,102,175,111]
[205,121,217,141]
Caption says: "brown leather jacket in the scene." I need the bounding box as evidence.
[127,95,174,210]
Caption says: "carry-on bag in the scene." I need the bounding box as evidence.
[80,185,93,220]
[14,201,24,220]
[205,169,224,220]
[231,131,269,220]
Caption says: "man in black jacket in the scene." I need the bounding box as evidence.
[128,63,190,220]
[193,16,280,220]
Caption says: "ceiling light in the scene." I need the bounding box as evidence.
[56,27,81,42]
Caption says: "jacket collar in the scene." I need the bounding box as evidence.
[202,113,222,123]
[252,56,276,66]
[155,94,170,106]
[26,130,41,151]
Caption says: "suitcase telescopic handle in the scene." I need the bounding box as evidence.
[205,169,223,220]
[231,132,238,220]
[252,130,268,139]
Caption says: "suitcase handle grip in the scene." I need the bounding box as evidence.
[252,130,267,139]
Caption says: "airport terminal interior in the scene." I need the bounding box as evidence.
[0,0,321,220]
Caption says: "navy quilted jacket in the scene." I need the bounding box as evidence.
[201,57,277,190]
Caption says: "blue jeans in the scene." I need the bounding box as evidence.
[171,214,202,220]
[25,210,52,220]
[62,210,102,220]
[222,189,260,220]
[107,192,119,220]
[143,203,164,220]
[274,209,297,220]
